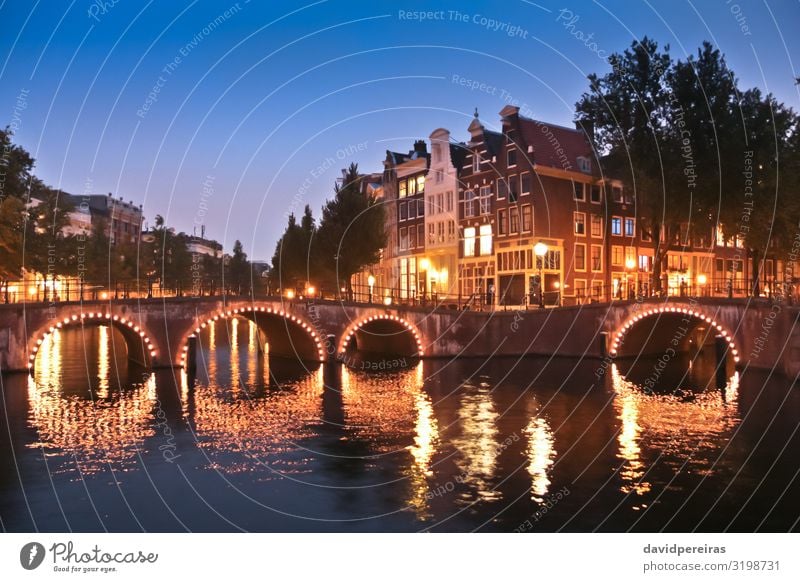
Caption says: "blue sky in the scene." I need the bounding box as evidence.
[1,0,798,260]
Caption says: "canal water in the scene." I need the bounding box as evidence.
[1,320,798,532]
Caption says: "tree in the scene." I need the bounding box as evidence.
[226,239,249,295]
[314,163,387,295]
[270,205,316,291]
[0,196,24,280]
[576,37,675,294]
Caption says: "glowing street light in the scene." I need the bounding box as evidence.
[306,285,316,297]
[286,289,295,300]
[697,273,707,297]
[624,257,636,300]
[534,242,548,308]
[383,295,392,306]
[367,274,375,304]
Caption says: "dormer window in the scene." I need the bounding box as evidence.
[577,156,591,173]
[472,152,480,173]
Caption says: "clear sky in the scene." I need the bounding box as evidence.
[1,0,798,260]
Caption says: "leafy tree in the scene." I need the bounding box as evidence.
[576,37,675,293]
[270,205,316,291]
[0,196,25,280]
[226,239,249,295]
[314,163,387,295]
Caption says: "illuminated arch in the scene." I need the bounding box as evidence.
[180,306,325,366]
[28,311,158,371]
[338,314,424,357]
[609,305,740,364]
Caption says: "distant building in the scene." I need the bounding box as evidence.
[185,235,223,258]
[64,193,144,245]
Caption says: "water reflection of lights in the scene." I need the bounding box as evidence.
[452,383,501,503]
[30,326,156,474]
[611,364,740,499]
[407,386,439,519]
[526,416,556,502]
[191,319,323,474]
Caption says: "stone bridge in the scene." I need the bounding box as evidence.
[0,296,797,377]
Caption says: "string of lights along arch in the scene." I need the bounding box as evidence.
[609,305,740,363]
[28,312,158,370]
[339,314,425,357]
[180,306,326,366]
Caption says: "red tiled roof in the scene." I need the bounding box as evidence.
[518,117,593,172]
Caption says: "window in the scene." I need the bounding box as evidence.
[522,205,532,232]
[437,221,445,243]
[535,249,561,270]
[428,223,435,244]
[464,227,476,257]
[408,200,417,219]
[472,152,480,173]
[399,201,407,221]
[509,175,519,203]
[448,220,456,240]
[591,245,602,271]
[575,279,587,299]
[399,180,407,198]
[591,214,603,238]
[418,198,425,217]
[479,185,492,215]
[407,177,417,196]
[446,191,453,212]
[641,227,652,242]
[624,189,633,205]
[577,157,591,173]
[575,243,586,271]
[498,209,508,235]
[507,148,517,167]
[510,207,520,233]
[408,227,415,249]
[479,224,492,256]
[591,185,602,203]
[465,190,475,217]
[612,186,623,203]
[418,224,425,248]
[625,246,635,265]
[428,197,434,216]
[437,193,443,214]
[624,217,635,237]
[639,255,652,272]
[573,182,585,201]
[612,245,624,266]
[521,173,531,195]
[497,178,508,199]
[400,227,408,250]
[416,174,425,194]
[574,212,586,236]
[611,216,622,236]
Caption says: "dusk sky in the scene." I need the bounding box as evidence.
[1,0,798,260]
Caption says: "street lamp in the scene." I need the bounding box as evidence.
[383,295,392,306]
[697,273,707,297]
[625,257,636,300]
[534,241,548,308]
[286,289,295,300]
[367,274,375,304]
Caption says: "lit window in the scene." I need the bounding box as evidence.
[416,174,425,194]
[612,245,624,266]
[408,177,417,196]
[479,224,492,256]
[464,227,476,257]
[624,217,635,237]
[611,217,622,236]
[399,180,407,198]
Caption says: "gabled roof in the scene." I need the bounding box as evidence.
[517,116,593,171]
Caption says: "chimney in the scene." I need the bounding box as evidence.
[413,139,427,154]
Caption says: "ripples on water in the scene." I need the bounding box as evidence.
[1,319,798,532]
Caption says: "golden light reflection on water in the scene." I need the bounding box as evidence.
[526,415,556,502]
[452,382,501,503]
[29,327,156,474]
[611,364,741,499]
[191,319,323,475]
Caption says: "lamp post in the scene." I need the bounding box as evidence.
[625,257,636,300]
[697,273,707,297]
[534,241,548,308]
[367,274,375,304]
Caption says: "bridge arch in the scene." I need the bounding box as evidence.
[180,305,325,366]
[28,311,158,371]
[609,305,740,364]
[338,314,424,359]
